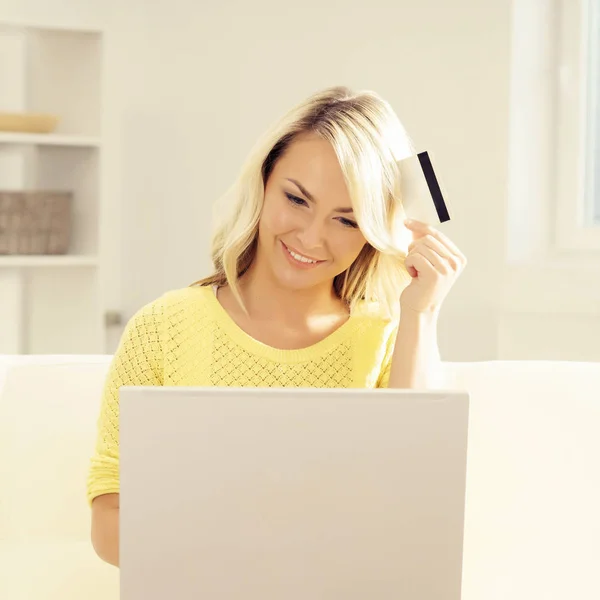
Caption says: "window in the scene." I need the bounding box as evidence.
[504,0,600,317]
[554,0,600,252]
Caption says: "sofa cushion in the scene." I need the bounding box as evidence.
[0,357,111,541]
[0,541,119,599]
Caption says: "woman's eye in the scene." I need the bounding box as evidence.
[285,193,307,206]
[285,192,357,229]
[338,217,358,229]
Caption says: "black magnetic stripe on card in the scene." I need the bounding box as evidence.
[417,151,450,223]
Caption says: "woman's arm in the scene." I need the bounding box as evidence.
[88,297,164,566]
[387,307,441,389]
[386,218,466,389]
[91,493,120,567]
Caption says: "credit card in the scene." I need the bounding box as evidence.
[397,151,451,225]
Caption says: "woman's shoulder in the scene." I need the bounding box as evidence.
[349,300,398,350]
[352,298,397,327]
[131,284,215,323]
[160,283,214,305]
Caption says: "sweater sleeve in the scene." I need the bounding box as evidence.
[87,297,164,505]
[376,323,398,388]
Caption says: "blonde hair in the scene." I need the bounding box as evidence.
[193,85,415,319]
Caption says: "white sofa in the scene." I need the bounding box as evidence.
[0,355,599,600]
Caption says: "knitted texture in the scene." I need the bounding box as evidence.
[87,285,398,504]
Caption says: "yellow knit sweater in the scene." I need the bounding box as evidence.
[87,285,398,504]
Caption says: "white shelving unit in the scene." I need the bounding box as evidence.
[0,21,107,354]
[0,132,101,147]
[0,255,99,267]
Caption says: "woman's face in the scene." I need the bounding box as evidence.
[256,133,367,292]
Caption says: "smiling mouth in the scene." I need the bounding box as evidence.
[281,242,325,265]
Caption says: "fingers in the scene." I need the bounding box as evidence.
[404,219,467,269]
[407,244,449,274]
[405,251,438,275]
[408,235,461,272]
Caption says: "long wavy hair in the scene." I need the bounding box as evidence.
[193,85,415,319]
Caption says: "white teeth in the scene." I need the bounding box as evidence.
[287,246,318,263]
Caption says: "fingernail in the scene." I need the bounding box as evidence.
[404,218,413,225]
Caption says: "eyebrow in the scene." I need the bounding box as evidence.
[285,178,354,214]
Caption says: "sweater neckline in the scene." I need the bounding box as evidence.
[200,285,362,363]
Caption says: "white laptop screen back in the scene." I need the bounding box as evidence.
[120,387,469,599]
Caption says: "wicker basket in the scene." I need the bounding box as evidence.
[0,191,73,255]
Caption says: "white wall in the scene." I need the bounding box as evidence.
[3,0,598,362]
[109,0,511,361]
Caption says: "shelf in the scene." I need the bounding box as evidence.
[0,20,103,35]
[0,132,101,148]
[0,255,98,267]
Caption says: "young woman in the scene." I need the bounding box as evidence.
[88,86,467,566]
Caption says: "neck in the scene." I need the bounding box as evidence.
[238,262,344,326]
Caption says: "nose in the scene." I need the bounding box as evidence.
[296,217,326,251]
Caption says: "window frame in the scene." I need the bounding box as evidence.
[554,0,600,252]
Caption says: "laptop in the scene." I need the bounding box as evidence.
[120,387,469,599]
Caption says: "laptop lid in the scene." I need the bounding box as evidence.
[120,387,469,599]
